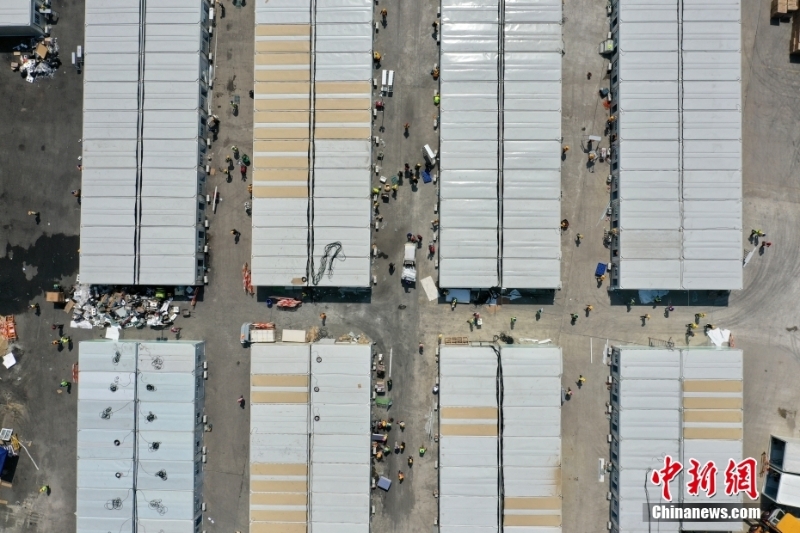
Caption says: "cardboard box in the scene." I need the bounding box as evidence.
[790,0,799,12]
[46,291,65,303]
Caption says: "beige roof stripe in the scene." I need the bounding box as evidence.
[684,427,743,440]
[252,374,309,387]
[252,157,309,169]
[253,128,311,140]
[683,397,742,410]
[251,480,308,493]
[504,497,562,510]
[441,407,497,419]
[256,41,310,53]
[255,99,310,111]
[440,424,497,437]
[254,140,309,152]
[251,523,308,533]
[256,24,310,37]
[250,492,308,506]
[255,111,311,124]
[256,70,311,82]
[251,463,308,476]
[504,515,562,527]
[683,380,742,393]
[251,391,309,403]
[256,82,310,95]
[253,169,308,181]
[251,510,307,523]
[255,53,310,66]
[683,410,742,423]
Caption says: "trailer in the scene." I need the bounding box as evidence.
[240,322,276,345]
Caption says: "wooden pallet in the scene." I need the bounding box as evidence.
[443,336,469,345]
[1,315,17,342]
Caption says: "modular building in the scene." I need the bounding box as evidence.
[608,0,743,290]
[79,0,211,286]
[438,0,562,290]
[76,341,205,533]
[609,347,743,532]
[439,345,563,532]
[0,0,46,36]
[251,0,372,288]
[249,342,371,532]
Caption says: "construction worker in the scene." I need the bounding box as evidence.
[408,456,413,467]
[27,210,39,216]
[418,343,424,353]
[536,308,543,319]
[695,312,706,321]
[39,485,49,494]
[653,296,662,304]
[510,317,517,325]
[428,243,435,254]
[433,94,440,105]
[398,470,405,482]
[415,163,421,170]
[319,313,326,323]
[28,303,39,311]
[60,336,71,345]
[562,145,570,154]
[566,388,573,398]
[373,51,382,62]
[419,446,426,456]
[576,233,583,242]
[372,187,380,195]
[51,340,60,346]
[686,323,699,329]
[432,67,440,80]
[704,324,715,330]
[400,442,405,452]
[60,380,69,388]
[451,298,458,310]
[398,421,405,430]
[578,375,586,386]
[607,115,617,124]
[642,314,651,321]
[380,8,387,18]
[570,313,579,323]
[585,305,593,313]
[628,298,636,306]
[403,122,410,131]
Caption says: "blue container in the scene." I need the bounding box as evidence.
[266,299,273,308]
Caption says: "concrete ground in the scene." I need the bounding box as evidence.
[2,0,800,532]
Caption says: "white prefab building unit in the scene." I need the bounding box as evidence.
[251,0,372,288]
[439,0,562,290]
[609,347,743,533]
[76,341,205,533]
[609,0,743,290]
[80,0,210,286]
[0,0,46,36]
[439,345,563,532]
[249,342,371,532]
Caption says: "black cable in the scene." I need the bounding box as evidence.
[311,242,345,285]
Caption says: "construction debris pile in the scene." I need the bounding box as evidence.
[337,332,372,344]
[69,285,195,330]
[772,0,800,54]
[11,37,61,82]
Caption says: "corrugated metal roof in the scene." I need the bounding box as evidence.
[501,346,562,532]
[440,346,563,532]
[615,0,742,290]
[252,0,371,288]
[440,0,562,289]
[77,341,204,533]
[249,343,370,532]
[0,0,32,27]
[80,0,205,286]
[610,347,743,533]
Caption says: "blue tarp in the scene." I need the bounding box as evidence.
[0,446,7,476]
[421,170,431,183]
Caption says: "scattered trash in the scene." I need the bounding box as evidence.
[13,37,61,82]
[68,285,194,330]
